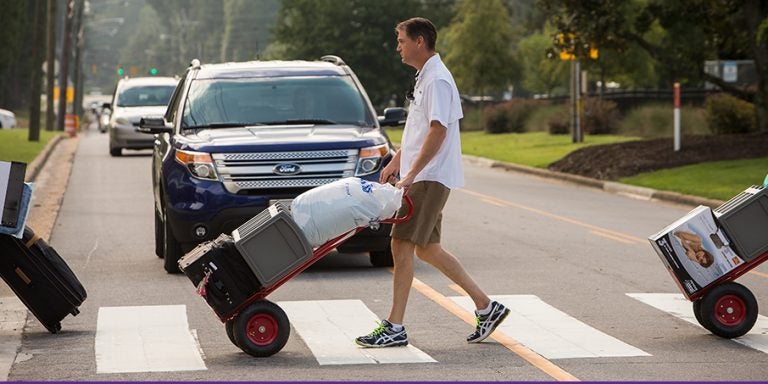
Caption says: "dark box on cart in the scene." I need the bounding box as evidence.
[233,202,312,288]
[713,185,768,262]
[648,205,744,299]
[178,233,262,318]
[1,161,26,228]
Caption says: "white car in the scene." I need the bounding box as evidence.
[106,76,178,156]
[0,108,16,129]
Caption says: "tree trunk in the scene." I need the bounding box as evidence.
[45,0,56,132]
[28,0,46,142]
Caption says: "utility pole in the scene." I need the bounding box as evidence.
[57,0,74,132]
[28,0,47,142]
[73,0,85,120]
[45,0,57,132]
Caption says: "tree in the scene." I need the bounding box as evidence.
[442,0,520,99]
[271,0,456,109]
[0,0,34,110]
[539,0,768,132]
[516,27,568,95]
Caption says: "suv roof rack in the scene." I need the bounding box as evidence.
[320,55,346,66]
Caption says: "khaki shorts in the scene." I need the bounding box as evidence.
[391,181,450,246]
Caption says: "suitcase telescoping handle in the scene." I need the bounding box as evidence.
[382,195,414,225]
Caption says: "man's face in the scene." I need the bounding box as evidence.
[396,29,418,67]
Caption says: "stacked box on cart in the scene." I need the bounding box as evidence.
[713,185,768,262]
[178,233,262,319]
[648,205,744,299]
[233,202,312,288]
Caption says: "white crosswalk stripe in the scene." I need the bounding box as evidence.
[277,299,436,365]
[627,293,768,353]
[95,305,206,373]
[450,295,650,359]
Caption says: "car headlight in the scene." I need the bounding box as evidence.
[355,144,388,176]
[175,149,219,180]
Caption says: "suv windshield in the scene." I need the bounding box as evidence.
[116,85,175,107]
[181,76,375,129]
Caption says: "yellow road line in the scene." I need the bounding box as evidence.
[590,230,637,245]
[748,270,768,279]
[459,188,646,244]
[395,271,579,381]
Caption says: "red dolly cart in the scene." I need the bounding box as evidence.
[180,195,413,357]
[649,185,768,339]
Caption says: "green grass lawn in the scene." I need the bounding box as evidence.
[621,157,768,201]
[385,126,767,200]
[0,129,60,164]
[385,128,638,168]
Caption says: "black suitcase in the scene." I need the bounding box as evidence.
[178,233,262,319]
[0,227,87,333]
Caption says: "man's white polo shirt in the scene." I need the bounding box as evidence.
[399,53,465,189]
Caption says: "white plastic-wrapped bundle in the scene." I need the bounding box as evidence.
[291,177,403,247]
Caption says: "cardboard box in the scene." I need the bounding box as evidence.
[648,205,744,299]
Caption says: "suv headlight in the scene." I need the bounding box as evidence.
[355,144,388,176]
[175,149,219,180]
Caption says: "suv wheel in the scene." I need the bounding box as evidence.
[154,209,164,258]
[369,244,394,267]
[163,206,184,274]
[110,147,122,156]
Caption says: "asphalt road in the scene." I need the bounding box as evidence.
[6,128,768,381]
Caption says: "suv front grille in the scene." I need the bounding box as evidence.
[213,149,358,194]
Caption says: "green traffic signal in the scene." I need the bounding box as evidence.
[117,67,124,76]
[150,68,158,75]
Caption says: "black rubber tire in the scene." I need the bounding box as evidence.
[692,300,708,330]
[698,282,758,339]
[225,319,239,348]
[154,209,164,258]
[369,244,394,267]
[162,205,184,274]
[109,147,121,156]
[233,300,290,357]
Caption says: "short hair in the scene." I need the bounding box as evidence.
[396,17,437,51]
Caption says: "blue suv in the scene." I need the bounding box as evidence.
[139,56,406,273]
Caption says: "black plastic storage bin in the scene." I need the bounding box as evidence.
[232,203,313,288]
[714,185,768,261]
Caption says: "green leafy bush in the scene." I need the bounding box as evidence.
[582,97,621,134]
[704,93,756,134]
[482,99,539,134]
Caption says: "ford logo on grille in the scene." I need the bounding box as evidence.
[273,163,302,176]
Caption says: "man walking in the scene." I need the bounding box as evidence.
[355,17,510,348]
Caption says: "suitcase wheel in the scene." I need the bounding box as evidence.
[696,282,758,339]
[232,300,290,357]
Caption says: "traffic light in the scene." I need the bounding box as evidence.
[117,67,124,76]
[149,67,158,76]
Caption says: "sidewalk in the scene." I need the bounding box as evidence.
[0,134,80,381]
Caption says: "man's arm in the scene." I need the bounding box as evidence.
[396,120,446,190]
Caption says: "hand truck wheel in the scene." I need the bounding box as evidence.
[692,300,713,331]
[698,282,758,339]
[225,319,239,348]
[233,300,290,357]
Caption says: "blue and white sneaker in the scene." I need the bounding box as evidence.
[355,320,408,348]
[467,301,510,343]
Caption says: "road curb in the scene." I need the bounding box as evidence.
[24,134,65,182]
[463,155,726,209]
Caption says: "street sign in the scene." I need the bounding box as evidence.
[723,61,738,82]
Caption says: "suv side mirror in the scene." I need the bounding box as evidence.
[138,117,173,134]
[378,107,407,127]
